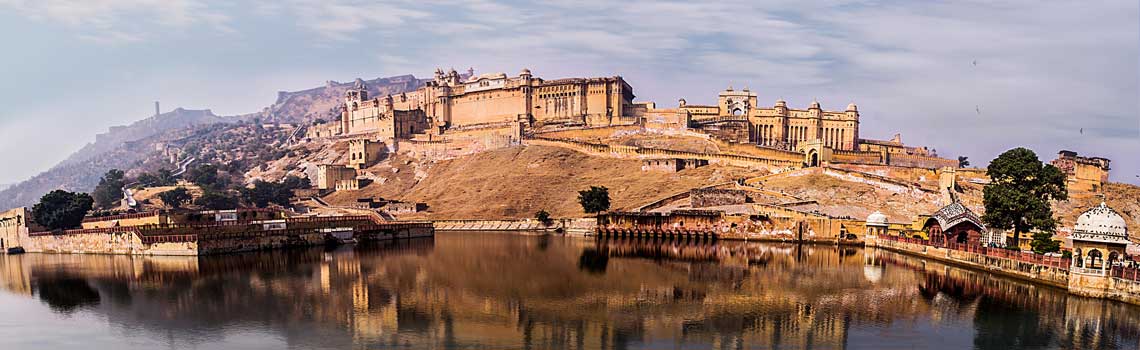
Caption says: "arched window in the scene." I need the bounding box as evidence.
[1074,248,1083,267]
[1109,251,1121,267]
[1088,249,1103,269]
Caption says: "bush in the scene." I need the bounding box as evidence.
[195,190,239,210]
[535,210,553,227]
[157,187,192,209]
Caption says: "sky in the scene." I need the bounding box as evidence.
[0,0,1137,185]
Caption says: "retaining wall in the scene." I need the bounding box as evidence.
[871,237,1070,288]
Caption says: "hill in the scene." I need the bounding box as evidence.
[323,145,762,219]
[0,74,425,210]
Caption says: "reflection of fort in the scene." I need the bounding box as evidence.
[1,235,1138,349]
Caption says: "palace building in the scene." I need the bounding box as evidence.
[678,87,860,151]
[338,68,635,138]
[312,67,965,187]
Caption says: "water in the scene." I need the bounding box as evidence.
[1,232,1138,350]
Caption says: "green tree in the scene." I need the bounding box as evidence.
[957,156,970,168]
[577,186,611,214]
[982,148,1067,251]
[157,187,192,209]
[185,163,221,189]
[92,169,125,209]
[195,190,240,210]
[535,210,553,227]
[1029,231,1061,254]
[32,190,94,230]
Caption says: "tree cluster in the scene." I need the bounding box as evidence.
[92,169,125,209]
[32,190,94,230]
[240,176,310,208]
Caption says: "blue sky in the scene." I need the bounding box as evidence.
[0,0,1137,184]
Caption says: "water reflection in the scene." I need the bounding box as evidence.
[1,233,1138,349]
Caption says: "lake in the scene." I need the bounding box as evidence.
[1,232,1138,349]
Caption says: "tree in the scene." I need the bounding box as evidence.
[92,169,125,209]
[195,190,239,210]
[32,190,94,230]
[157,187,192,209]
[185,163,221,189]
[1029,231,1061,254]
[577,186,611,214]
[982,148,1068,250]
[957,156,970,168]
[535,210,553,227]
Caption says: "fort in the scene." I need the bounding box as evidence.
[311,68,966,194]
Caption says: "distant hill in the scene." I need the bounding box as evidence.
[264,75,427,124]
[0,74,426,210]
[60,108,228,168]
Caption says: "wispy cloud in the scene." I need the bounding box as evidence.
[0,0,233,44]
[0,0,1136,183]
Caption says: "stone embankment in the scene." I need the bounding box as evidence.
[870,235,1069,288]
[432,218,597,235]
[870,235,1140,305]
[12,216,432,256]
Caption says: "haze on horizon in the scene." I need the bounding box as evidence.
[0,0,1137,185]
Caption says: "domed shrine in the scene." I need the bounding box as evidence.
[864,211,888,237]
[1071,202,1130,274]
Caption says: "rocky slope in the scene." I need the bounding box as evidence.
[0,74,425,210]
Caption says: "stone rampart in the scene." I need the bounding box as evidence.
[886,153,958,169]
[526,136,801,170]
[831,150,882,165]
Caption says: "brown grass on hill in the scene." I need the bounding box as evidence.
[324,145,761,219]
[757,173,943,224]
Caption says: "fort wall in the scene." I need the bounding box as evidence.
[525,137,801,170]
[886,153,958,169]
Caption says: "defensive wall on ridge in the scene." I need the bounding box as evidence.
[525,136,802,170]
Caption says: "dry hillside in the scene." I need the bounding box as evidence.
[324,145,762,219]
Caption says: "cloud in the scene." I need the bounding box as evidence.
[278,0,431,41]
[1,0,1136,183]
[0,0,232,43]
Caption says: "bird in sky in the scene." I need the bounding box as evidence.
[1080,128,1084,135]
[972,59,978,66]
[975,105,981,115]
